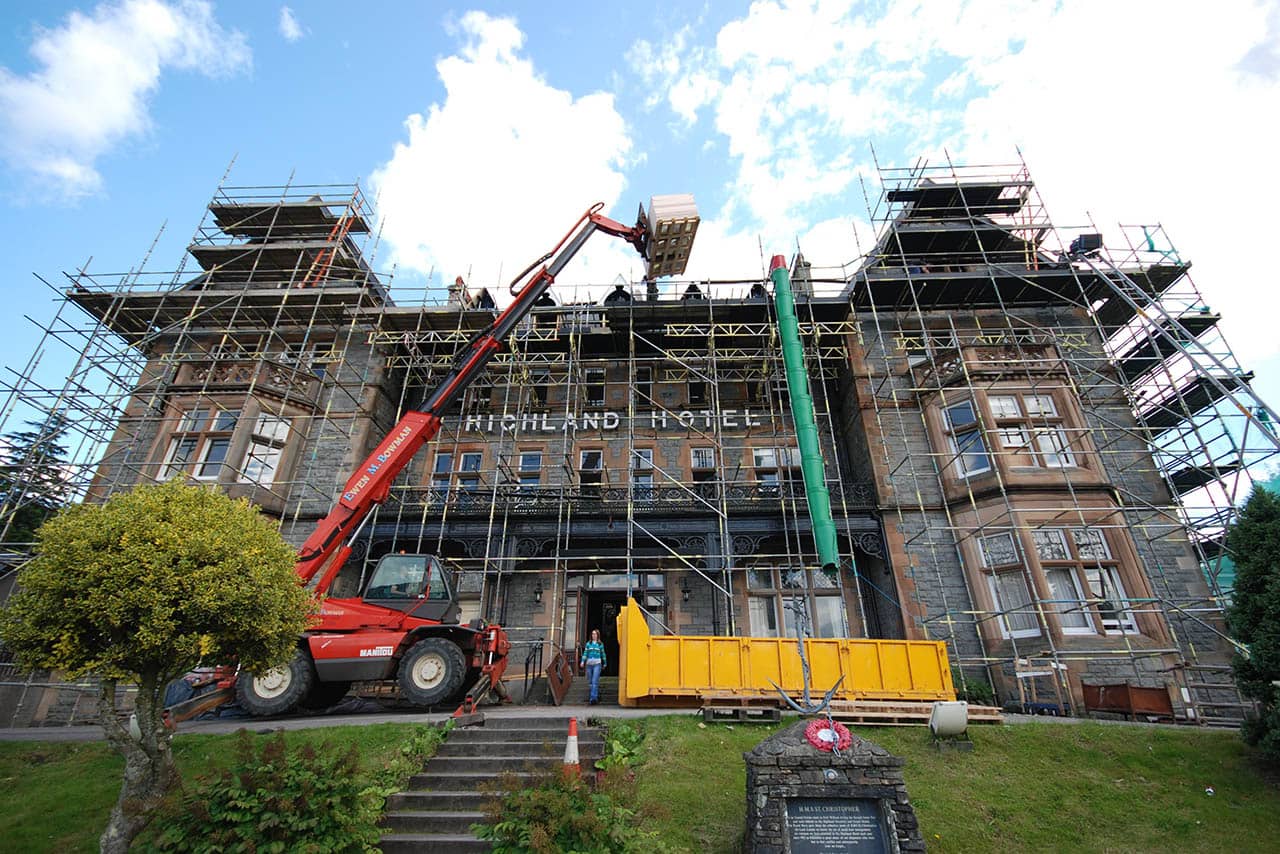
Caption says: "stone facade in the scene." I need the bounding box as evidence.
[1,171,1246,725]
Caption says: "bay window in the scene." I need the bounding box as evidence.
[1031,530,1094,634]
[158,403,296,489]
[1033,527,1135,634]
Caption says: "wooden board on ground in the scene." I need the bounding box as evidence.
[700,692,784,723]
[827,700,1004,727]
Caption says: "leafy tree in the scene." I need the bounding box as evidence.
[1227,485,1280,764]
[0,413,72,543]
[0,479,315,852]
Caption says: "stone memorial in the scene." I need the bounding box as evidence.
[744,719,924,853]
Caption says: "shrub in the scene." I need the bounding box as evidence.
[147,731,383,853]
[474,771,665,853]
[0,479,313,852]
[957,678,996,707]
[598,721,644,771]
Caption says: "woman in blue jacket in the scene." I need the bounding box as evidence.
[580,628,606,705]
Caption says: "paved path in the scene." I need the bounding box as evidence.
[0,704,1215,744]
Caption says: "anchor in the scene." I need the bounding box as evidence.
[770,598,848,754]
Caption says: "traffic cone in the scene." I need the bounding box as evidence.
[562,717,580,777]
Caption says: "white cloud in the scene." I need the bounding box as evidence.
[0,0,250,198]
[371,12,637,295]
[633,0,1280,373]
[679,213,873,295]
[278,6,304,42]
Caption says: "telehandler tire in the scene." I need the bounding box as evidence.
[398,637,466,707]
[235,647,314,716]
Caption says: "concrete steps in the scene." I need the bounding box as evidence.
[378,716,603,853]
[560,675,619,706]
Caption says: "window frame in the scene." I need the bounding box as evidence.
[988,393,1077,469]
[584,367,606,407]
[457,451,483,493]
[466,381,494,415]
[529,369,550,409]
[579,448,604,491]
[691,447,717,494]
[977,532,1041,639]
[239,413,291,486]
[430,452,453,503]
[631,448,654,499]
[942,399,992,478]
[744,565,847,639]
[1031,529,1096,635]
[517,450,542,490]
[1033,526,1136,635]
[634,366,653,405]
[157,401,301,490]
[158,406,240,482]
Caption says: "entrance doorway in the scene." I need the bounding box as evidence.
[579,590,628,678]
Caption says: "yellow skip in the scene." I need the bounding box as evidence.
[616,598,956,707]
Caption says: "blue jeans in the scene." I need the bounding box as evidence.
[585,661,603,703]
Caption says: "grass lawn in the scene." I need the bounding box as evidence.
[629,716,1280,853]
[0,723,428,853]
[2,716,1276,853]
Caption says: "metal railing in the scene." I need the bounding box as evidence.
[387,481,875,516]
[521,638,545,705]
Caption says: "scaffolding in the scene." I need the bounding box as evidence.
[363,291,883,659]
[0,179,390,725]
[0,157,1269,726]
[818,153,1274,724]
[0,174,883,724]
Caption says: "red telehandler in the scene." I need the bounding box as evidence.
[172,198,698,720]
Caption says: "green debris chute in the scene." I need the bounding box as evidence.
[768,255,840,570]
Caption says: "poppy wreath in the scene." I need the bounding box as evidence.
[804,717,853,752]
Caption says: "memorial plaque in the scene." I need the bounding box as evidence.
[744,722,920,852]
[785,797,889,854]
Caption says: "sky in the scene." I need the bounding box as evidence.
[1,0,1279,417]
